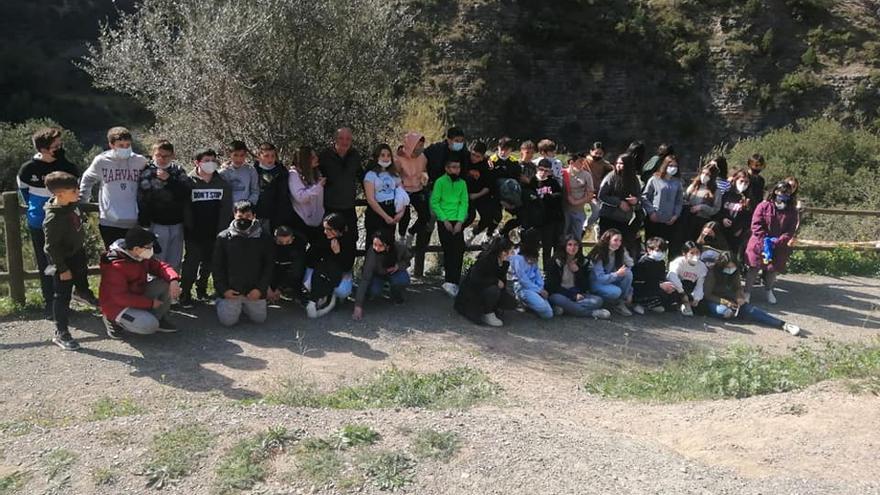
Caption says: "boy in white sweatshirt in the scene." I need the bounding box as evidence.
[666,241,708,316]
[80,126,149,248]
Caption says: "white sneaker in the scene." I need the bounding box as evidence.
[482,313,503,327]
[632,304,646,315]
[442,282,459,298]
[766,290,777,305]
[680,304,694,316]
[650,305,666,313]
[314,295,337,317]
[306,301,318,319]
[591,309,611,320]
[722,308,735,319]
[783,322,801,336]
[614,303,632,316]
[553,305,564,316]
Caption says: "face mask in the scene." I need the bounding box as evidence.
[114,146,133,160]
[648,251,665,262]
[378,160,392,168]
[687,255,699,266]
[590,155,603,162]
[736,181,748,193]
[200,161,218,174]
[450,142,464,152]
[666,166,678,176]
[139,247,154,260]
[156,162,171,170]
[447,172,460,181]
[751,167,763,175]
[723,267,737,275]
[234,218,254,231]
[498,151,509,160]
[776,194,791,203]
[700,174,710,185]
[775,201,787,210]
[258,163,275,170]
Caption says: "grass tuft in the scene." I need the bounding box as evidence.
[0,471,30,494]
[215,426,300,494]
[359,451,415,491]
[141,424,213,488]
[42,449,77,481]
[91,467,117,486]
[411,429,460,461]
[334,424,380,449]
[89,397,145,421]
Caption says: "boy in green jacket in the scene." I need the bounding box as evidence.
[43,171,89,350]
[430,159,468,297]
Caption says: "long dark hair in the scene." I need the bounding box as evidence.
[518,228,541,262]
[587,228,624,267]
[293,145,319,186]
[479,235,513,262]
[555,234,583,264]
[687,162,718,199]
[371,229,398,269]
[766,181,793,202]
[369,143,398,176]
[609,153,640,197]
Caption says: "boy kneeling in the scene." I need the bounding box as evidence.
[100,227,182,338]
[213,201,274,326]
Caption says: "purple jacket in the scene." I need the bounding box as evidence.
[745,200,799,272]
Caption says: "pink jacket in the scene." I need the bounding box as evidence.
[745,200,799,272]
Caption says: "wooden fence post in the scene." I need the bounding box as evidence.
[2,191,26,305]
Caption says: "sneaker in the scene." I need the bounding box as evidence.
[72,290,100,307]
[553,305,564,316]
[441,282,459,298]
[482,312,503,327]
[613,303,632,317]
[305,301,318,319]
[766,290,777,305]
[156,318,178,333]
[722,308,735,319]
[591,309,611,320]
[650,305,666,314]
[680,303,694,317]
[314,295,337,317]
[632,304,646,315]
[52,332,80,351]
[103,317,123,340]
[179,294,195,309]
[783,322,801,336]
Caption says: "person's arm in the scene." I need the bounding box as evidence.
[79,158,102,201]
[597,176,621,207]
[672,181,683,219]
[469,256,499,289]
[590,259,617,285]
[750,202,769,239]
[103,266,154,309]
[666,258,685,293]
[137,173,153,227]
[563,169,577,206]
[363,174,391,220]
[354,250,379,307]
[43,216,70,273]
[776,209,799,246]
[641,178,657,215]
[511,256,540,293]
[16,163,31,204]
[289,172,320,204]
[704,189,723,217]
[430,179,443,218]
[692,266,706,303]
[247,167,260,205]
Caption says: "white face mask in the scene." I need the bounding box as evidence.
[200,161,218,174]
[736,181,748,193]
[498,151,509,160]
[700,174,710,185]
[378,160,392,168]
[139,247,154,260]
[648,251,665,262]
[687,254,699,266]
[723,267,737,275]
[775,201,787,210]
[114,146,133,160]
[666,166,678,176]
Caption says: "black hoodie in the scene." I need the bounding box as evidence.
[212,219,275,295]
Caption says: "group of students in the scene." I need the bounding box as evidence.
[18,125,802,351]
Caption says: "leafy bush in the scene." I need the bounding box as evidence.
[778,70,823,99]
[0,118,87,192]
[788,248,880,277]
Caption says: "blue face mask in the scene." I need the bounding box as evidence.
[451,141,464,152]
[776,194,791,203]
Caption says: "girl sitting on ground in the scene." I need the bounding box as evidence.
[454,235,517,327]
[587,228,634,316]
[545,234,611,320]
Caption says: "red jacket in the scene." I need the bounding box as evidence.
[99,241,179,321]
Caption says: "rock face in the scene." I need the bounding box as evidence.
[1,0,879,156]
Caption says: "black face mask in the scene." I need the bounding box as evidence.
[234,218,254,231]
[53,147,66,159]
[448,172,461,181]
[750,167,763,175]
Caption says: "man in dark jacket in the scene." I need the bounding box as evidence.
[319,127,362,272]
[213,201,275,326]
[137,140,190,271]
[423,126,468,184]
[253,142,293,233]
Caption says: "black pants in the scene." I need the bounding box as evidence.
[539,221,563,270]
[29,227,55,310]
[365,201,396,240]
[465,198,501,235]
[437,223,465,284]
[99,225,129,249]
[325,206,357,272]
[272,259,307,295]
[181,238,215,296]
[52,249,89,334]
[289,212,324,249]
[645,219,683,259]
[599,216,642,259]
[480,285,517,314]
[399,190,431,250]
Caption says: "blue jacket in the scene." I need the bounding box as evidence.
[509,254,543,292]
[17,155,79,229]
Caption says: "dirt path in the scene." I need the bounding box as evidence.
[1,274,879,494]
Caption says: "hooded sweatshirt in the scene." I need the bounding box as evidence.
[18,153,79,229]
[254,161,291,225]
[667,255,708,302]
[184,170,233,241]
[137,162,190,226]
[220,163,260,205]
[396,132,428,193]
[42,198,86,272]
[213,219,275,296]
[80,149,149,228]
[99,239,179,321]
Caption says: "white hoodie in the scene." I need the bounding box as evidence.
[667,255,708,302]
[80,149,148,228]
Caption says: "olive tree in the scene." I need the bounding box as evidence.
[82,0,414,158]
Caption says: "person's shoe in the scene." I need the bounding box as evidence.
[103,317,123,340]
[179,294,195,309]
[53,332,80,351]
[591,309,611,320]
[305,301,318,319]
[482,312,503,327]
[680,303,694,317]
[157,318,178,333]
[553,305,564,317]
[632,304,646,315]
[613,303,632,317]
[783,322,801,336]
[766,289,777,305]
[72,290,100,308]
[650,305,666,314]
[314,295,337,318]
[441,282,459,298]
[722,307,735,319]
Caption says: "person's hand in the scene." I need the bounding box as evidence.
[615,266,628,277]
[497,280,504,289]
[666,216,677,225]
[152,299,163,309]
[723,218,733,227]
[453,222,462,234]
[660,282,676,294]
[317,177,327,187]
[540,289,549,299]
[567,260,579,273]
[575,293,585,301]
[247,289,261,300]
[386,265,398,274]
[736,296,746,306]
[383,214,395,225]
[788,238,797,247]
[168,280,182,299]
[691,300,700,307]
[650,212,660,223]
[156,168,169,181]
[352,306,363,320]
[690,205,700,214]
[626,195,638,205]
[223,289,240,300]
[59,270,72,281]
[392,211,405,223]
[619,201,631,212]
[330,238,340,254]
[443,221,454,232]
[267,288,280,303]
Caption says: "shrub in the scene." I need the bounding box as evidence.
[778,70,823,99]
[788,248,880,277]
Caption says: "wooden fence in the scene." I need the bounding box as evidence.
[2,190,879,305]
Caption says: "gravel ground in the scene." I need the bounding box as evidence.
[1,274,879,494]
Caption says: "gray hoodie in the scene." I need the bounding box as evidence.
[80,149,148,228]
[641,175,684,224]
[219,163,260,205]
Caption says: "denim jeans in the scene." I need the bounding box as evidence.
[591,270,633,304]
[548,293,603,317]
[564,209,587,240]
[515,288,554,319]
[367,269,411,296]
[702,300,784,328]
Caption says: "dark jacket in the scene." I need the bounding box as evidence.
[632,254,667,300]
[212,220,275,296]
[354,241,412,305]
[720,188,753,237]
[424,140,469,184]
[306,230,356,273]
[319,147,363,210]
[271,235,308,291]
[254,163,293,226]
[18,155,79,229]
[99,239,179,321]
[598,172,643,225]
[42,199,86,272]
[184,171,233,241]
[534,176,564,224]
[704,266,743,304]
[454,253,509,323]
[137,162,190,226]
[545,256,590,299]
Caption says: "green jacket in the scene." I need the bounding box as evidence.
[430,175,468,222]
[43,198,87,273]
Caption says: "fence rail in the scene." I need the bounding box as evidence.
[2,190,878,305]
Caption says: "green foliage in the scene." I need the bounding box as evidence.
[334,425,380,449]
[778,70,823,99]
[296,449,345,486]
[410,429,460,461]
[788,248,880,277]
[89,397,145,421]
[91,468,118,486]
[142,424,213,488]
[42,449,77,481]
[0,471,30,494]
[584,340,880,402]
[215,427,299,494]
[0,118,87,192]
[359,451,415,491]
[760,28,775,54]
[800,46,819,67]
[261,367,500,410]
[726,40,758,58]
